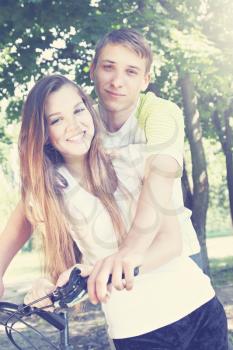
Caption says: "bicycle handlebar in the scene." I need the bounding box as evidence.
[0,266,139,349]
[51,266,140,308]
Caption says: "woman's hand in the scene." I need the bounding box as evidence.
[24,278,55,310]
[24,265,93,310]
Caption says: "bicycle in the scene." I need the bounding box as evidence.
[0,266,139,349]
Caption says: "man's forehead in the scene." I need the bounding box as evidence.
[97,43,146,67]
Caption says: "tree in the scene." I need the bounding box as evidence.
[200,0,233,224]
[179,72,209,273]
[212,106,233,224]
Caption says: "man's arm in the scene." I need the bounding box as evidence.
[88,154,182,304]
[140,205,183,274]
[0,200,32,297]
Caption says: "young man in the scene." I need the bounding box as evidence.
[0,29,200,300]
[87,28,201,304]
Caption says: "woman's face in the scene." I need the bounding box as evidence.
[45,84,95,163]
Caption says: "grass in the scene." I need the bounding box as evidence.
[4,246,233,291]
[210,256,233,288]
[207,228,233,239]
[210,256,233,346]
[3,250,42,293]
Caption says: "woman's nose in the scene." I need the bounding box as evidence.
[66,115,82,130]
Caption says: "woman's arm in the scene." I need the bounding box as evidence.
[0,200,32,297]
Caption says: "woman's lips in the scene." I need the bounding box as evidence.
[66,131,86,142]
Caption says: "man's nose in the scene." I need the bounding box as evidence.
[110,71,124,88]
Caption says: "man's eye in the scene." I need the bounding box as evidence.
[127,70,137,75]
[103,65,113,71]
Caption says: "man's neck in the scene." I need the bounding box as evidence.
[99,105,137,132]
[105,113,128,132]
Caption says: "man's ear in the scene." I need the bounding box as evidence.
[142,72,151,92]
[90,62,95,81]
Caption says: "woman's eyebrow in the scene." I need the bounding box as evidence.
[47,101,84,118]
[47,111,62,119]
[73,101,84,109]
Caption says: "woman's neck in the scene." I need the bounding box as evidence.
[64,156,86,185]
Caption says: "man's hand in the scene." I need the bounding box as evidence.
[87,249,142,304]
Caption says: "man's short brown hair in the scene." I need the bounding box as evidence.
[93,28,153,74]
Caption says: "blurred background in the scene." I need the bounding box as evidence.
[0,0,232,347]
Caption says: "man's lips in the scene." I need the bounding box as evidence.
[105,89,125,97]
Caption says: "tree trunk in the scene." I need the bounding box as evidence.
[178,72,210,275]
[182,161,193,211]
[225,150,233,225]
[212,109,233,224]
[224,108,233,224]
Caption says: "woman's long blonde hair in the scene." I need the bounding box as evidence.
[19,75,126,282]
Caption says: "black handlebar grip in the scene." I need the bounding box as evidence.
[107,266,140,284]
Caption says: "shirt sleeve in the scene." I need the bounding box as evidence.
[136,92,184,168]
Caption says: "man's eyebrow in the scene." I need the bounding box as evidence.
[101,59,116,64]
[101,59,141,71]
[127,65,141,71]
[47,101,84,119]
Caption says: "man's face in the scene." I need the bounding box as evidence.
[90,43,150,119]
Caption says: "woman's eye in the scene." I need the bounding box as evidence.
[74,104,86,114]
[50,117,61,125]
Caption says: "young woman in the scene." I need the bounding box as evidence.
[4,75,229,349]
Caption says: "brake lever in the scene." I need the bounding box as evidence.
[51,267,87,308]
[51,266,140,308]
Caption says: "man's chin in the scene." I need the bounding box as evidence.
[100,102,121,113]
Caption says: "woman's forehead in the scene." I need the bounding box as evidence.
[45,84,82,114]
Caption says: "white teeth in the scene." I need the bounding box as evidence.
[67,132,85,142]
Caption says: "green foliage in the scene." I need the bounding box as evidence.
[6,99,23,122]
[206,140,231,233]
[0,126,11,145]
[0,167,19,232]
[0,0,232,236]
[1,0,232,105]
